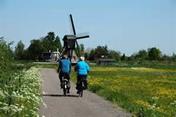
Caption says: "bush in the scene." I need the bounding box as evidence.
[0,39,41,116]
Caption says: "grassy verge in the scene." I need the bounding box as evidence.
[33,62,58,69]
[71,66,176,117]
[0,66,41,117]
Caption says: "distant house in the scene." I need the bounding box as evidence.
[40,51,60,61]
[96,59,116,65]
[40,52,51,61]
[51,51,60,61]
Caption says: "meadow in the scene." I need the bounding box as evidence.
[72,65,176,117]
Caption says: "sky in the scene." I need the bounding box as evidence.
[0,0,176,56]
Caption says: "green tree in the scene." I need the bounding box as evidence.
[47,32,55,41]
[80,44,84,52]
[0,38,13,80]
[161,54,171,61]
[94,45,108,59]
[108,50,121,61]
[121,53,127,61]
[171,53,176,61]
[135,49,148,60]
[0,38,12,67]
[15,40,25,60]
[55,36,62,52]
[25,32,63,60]
[88,49,95,60]
[148,47,161,60]
[80,44,85,55]
[27,39,44,60]
[42,32,56,52]
[42,32,62,52]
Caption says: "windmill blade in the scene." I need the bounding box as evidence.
[70,14,76,35]
[76,32,90,39]
[76,35,89,39]
[75,40,81,57]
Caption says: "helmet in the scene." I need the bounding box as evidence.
[80,56,85,61]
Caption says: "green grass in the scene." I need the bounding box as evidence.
[34,63,58,69]
[71,66,176,117]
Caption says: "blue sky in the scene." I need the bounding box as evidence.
[0,0,175,55]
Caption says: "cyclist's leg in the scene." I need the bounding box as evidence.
[59,72,64,88]
[67,73,70,87]
[83,75,88,89]
[76,75,81,93]
[66,73,70,93]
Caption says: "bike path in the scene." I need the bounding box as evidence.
[39,68,131,117]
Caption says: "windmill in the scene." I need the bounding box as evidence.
[60,14,89,63]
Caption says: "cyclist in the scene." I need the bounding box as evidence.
[75,56,90,94]
[58,54,71,93]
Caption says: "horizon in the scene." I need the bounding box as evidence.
[0,0,175,56]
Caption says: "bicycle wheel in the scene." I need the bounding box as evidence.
[79,90,83,97]
[63,80,67,96]
[79,81,84,97]
[63,88,67,96]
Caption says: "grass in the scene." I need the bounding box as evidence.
[71,65,176,117]
[34,62,58,69]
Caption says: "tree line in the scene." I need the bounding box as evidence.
[15,32,62,60]
[87,45,176,62]
[13,32,176,62]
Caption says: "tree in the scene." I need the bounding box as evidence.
[148,47,161,60]
[94,45,108,59]
[80,44,84,52]
[171,53,176,61]
[47,32,55,41]
[15,40,25,60]
[108,50,121,61]
[42,32,63,52]
[135,49,148,60]
[121,53,127,61]
[88,49,95,60]
[55,36,62,52]
[24,32,63,60]
[80,44,85,55]
[0,38,13,70]
[42,32,56,52]
[27,39,44,60]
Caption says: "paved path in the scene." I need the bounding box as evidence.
[39,68,131,117]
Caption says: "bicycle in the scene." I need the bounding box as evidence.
[77,78,87,97]
[62,77,70,96]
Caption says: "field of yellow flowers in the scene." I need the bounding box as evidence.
[86,66,176,116]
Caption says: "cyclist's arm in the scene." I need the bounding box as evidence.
[57,61,62,72]
[69,61,71,73]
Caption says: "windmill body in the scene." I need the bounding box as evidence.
[60,14,89,64]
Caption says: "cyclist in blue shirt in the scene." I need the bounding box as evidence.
[75,56,90,93]
[58,55,71,92]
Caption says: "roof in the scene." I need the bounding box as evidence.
[63,35,76,40]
